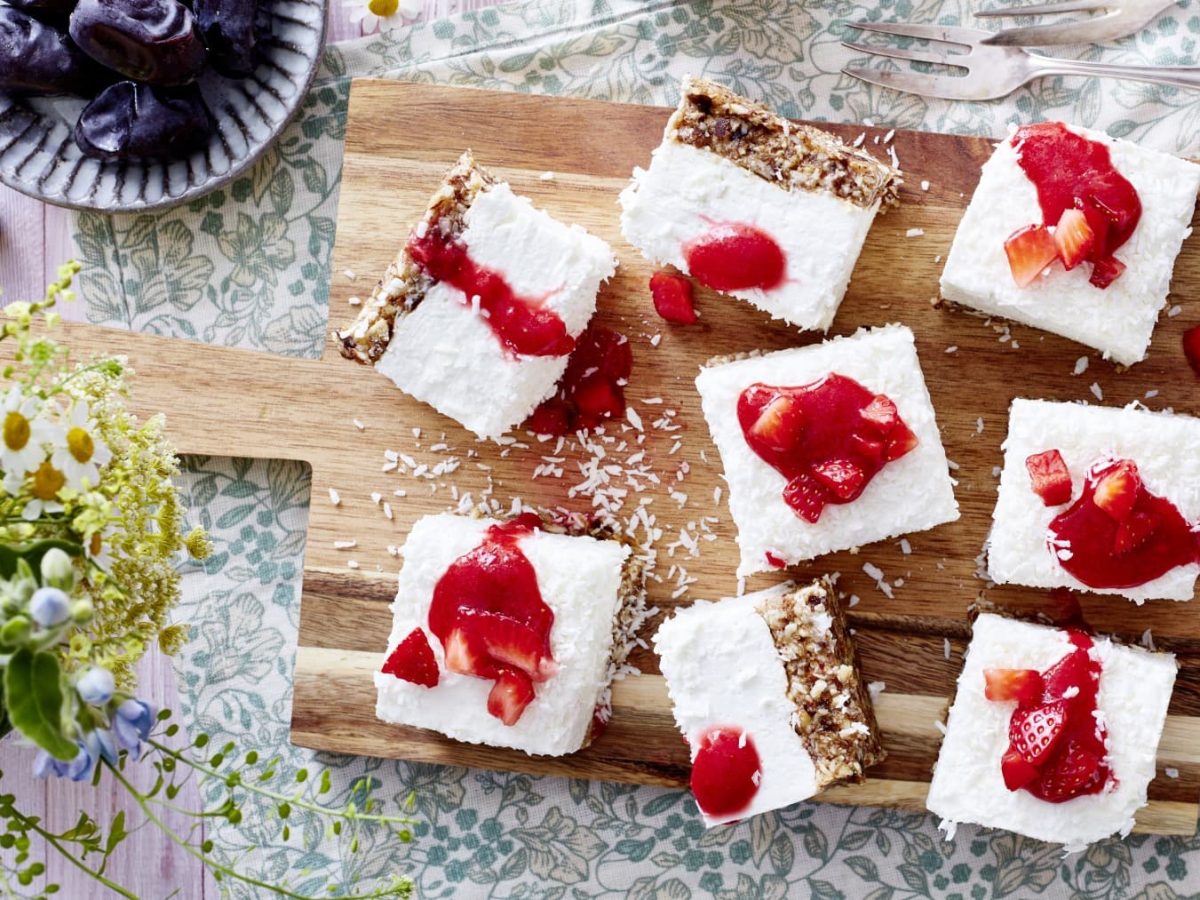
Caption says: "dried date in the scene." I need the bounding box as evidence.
[75,80,210,161]
[0,8,97,96]
[194,0,258,77]
[69,0,206,86]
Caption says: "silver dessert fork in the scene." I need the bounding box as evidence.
[975,0,1177,46]
[842,22,1200,101]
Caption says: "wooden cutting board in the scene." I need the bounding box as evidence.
[41,81,1200,834]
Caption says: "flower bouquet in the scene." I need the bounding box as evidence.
[0,266,414,898]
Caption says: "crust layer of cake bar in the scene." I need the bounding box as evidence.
[755,578,884,787]
[338,151,497,364]
[669,76,900,211]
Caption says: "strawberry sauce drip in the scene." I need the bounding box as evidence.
[408,229,574,358]
[990,631,1112,804]
[1012,123,1141,287]
[689,726,761,818]
[1048,459,1198,590]
[684,222,786,292]
[428,513,556,725]
[737,375,918,524]
[525,325,632,436]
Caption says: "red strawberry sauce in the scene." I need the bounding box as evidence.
[684,222,786,292]
[1012,123,1141,287]
[737,375,918,523]
[525,325,632,436]
[988,631,1112,803]
[427,513,556,725]
[408,229,574,358]
[690,726,762,818]
[1048,459,1198,590]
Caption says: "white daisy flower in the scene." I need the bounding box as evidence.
[22,460,66,520]
[50,401,112,490]
[85,522,118,572]
[350,0,421,34]
[0,387,54,482]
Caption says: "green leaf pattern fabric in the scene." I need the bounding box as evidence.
[72,0,1200,895]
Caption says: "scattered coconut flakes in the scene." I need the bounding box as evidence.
[1145,389,1159,399]
[945,345,958,354]
[347,296,361,306]
[1090,382,1103,401]
[1168,304,1183,318]
[411,427,421,439]
[1166,767,1180,779]
[328,487,341,506]
[1073,356,1089,376]
[934,720,947,736]
[370,492,382,505]
[344,269,357,280]
[1141,628,1156,651]
[649,333,662,347]
[947,459,960,471]
[976,417,984,435]
[887,146,899,168]
[868,681,886,701]
[920,180,930,191]
[943,638,951,660]
[383,502,393,520]
[333,540,357,550]
[883,128,895,143]
[848,594,860,607]
[347,560,359,569]
[905,227,925,238]
[852,132,866,147]
[627,407,643,431]
[352,418,365,431]
[897,538,912,555]
[539,171,555,181]
[386,545,400,557]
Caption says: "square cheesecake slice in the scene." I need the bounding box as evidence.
[927,613,1177,851]
[695,324,959,577]
[338,152,617,440]
[654,578,884,827]
[619,76,900,332]
[940,122,1200,366]
[374,511,647,756]
[989,399,1200,603]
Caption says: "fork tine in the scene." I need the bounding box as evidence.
[842,66,986,101]
[850,21,993,45]
[841,40,966,66]
[974,0,1109,16]
[980,15,1113,44]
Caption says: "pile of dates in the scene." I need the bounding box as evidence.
[0,0,263,162]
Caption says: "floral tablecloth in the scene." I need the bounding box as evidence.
[71,1,1200,896]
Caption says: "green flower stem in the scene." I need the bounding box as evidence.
[146,738,417,828]
[10,807,137,899]
[105,762,406,900]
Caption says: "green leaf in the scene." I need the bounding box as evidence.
[104,811,128,855]
[0,540,82,581]
[5,648,77,761]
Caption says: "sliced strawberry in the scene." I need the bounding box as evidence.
[849,433,886,468]
[1089,255,1126,289]
[458,610,557,682]
[1053,208,1095,271]
[381,628,440,688]
[1092,460,1142,522]
[526,399,570,437]
[748,394,804,453]
[442,627,496,679]
[811,458,868,502]
[983,668,1044,707]
[1008,700,1067,766]
[1078,202,1111,261]
[487,668,535,726]
[1041,648,1095,705]
[1001,747,1042,791]
[573,377,623,422]
[649,271,698,324]
[861,394,899,434]
[782,473,827,524]
[1025,449,1072,506]
[1029,738,1107,802]
[883,421,919,461]
[1183,325,1200,378]
[1114,509,1161,556]
[1004,224,1058,288]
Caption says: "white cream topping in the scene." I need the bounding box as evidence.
[618,140,879,332]
[695,324,959,577]
[940,123,1200,366]
[376,183,617,440]
[653,584,818,827]
[989,399,1200,602]
[374,513,629,756]
[927,614,1177,852]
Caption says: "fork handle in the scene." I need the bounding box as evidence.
[1034,57,1200,91]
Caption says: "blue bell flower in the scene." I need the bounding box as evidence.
[75,666,114,706]
[113,698,155,754]
[29,587,70,627]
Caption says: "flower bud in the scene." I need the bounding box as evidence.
[39,548,75,591]
[70,598,93,624]
[75,666,114,706]
[0,616,31,646]
[29,587,70,628]
[113,698,155,752]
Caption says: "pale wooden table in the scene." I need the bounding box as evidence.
[0,2,500,897]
